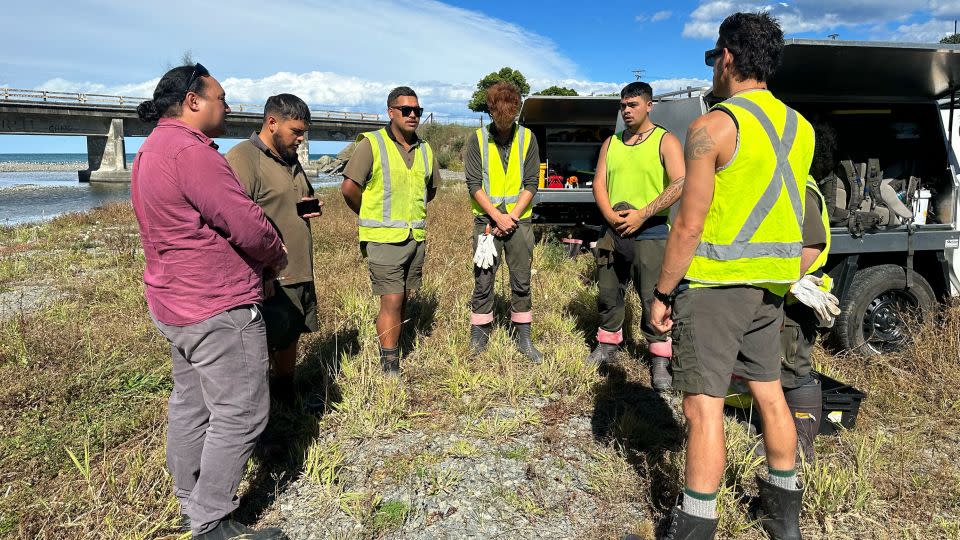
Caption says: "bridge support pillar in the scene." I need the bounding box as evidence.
[79,118,130,182]
[298,132,319,176]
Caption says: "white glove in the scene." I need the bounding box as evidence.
[790,275,841,327]
[473,232,497,269]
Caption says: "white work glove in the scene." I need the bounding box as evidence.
[473,231,497,269]
[790,275,841,328]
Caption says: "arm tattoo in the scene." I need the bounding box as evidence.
[641,176,686,219]
[685,127,715,161]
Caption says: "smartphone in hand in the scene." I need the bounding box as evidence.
[296,198,321,216]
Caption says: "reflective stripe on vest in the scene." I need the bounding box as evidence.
[805,177,831,275]
[480,125,526,205]
[357,129,430,230]
[694,97,804,261]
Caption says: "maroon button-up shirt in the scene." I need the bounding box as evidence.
[131,118,286,326]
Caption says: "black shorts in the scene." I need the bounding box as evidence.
[261,281,318,351]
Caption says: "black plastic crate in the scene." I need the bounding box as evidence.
[814,370,866,435]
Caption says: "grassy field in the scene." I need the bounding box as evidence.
[1,183,959,539]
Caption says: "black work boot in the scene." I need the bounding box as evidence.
[379,347,400,376]
[757,475,804,540]
[511,323,543,363]
[194,518,288,539]
[660,506,718,539]
[469,323,492,354]
[586,342,618,366]
[177,513,191,534]
[651,356,673,391]
[783,378,822,463]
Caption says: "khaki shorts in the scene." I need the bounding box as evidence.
[362,238,425,295]
[261,281,319,351]
[671,286,784,397]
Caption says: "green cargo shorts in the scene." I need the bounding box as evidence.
[671,285,785,397]
[361,238,426,296]
[780,301,819,389]
[261,280,319,352]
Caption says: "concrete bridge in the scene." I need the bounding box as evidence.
[0,89,388,182]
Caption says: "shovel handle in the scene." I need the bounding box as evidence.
[485,224,491,235]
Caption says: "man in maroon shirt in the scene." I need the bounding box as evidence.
[132,64,288,540]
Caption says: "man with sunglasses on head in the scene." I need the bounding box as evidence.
[341,86,440,375]
[132,64,289,539]
[464,81,543,362]
[586,81,685,390]
[226,94,321,408]
[631,12,815,540]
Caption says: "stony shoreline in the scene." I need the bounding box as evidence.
[0,161,87,173]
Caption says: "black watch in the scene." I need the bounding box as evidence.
[653,285,677,306]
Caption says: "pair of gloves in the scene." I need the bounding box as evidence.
[474,229,498,269]
[790,274,841,327]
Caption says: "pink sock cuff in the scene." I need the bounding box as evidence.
[597,327,623,344]
[510,311,533,323]
[649,338,672,357]
[471,312,494,325]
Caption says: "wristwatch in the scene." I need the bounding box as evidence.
[653,285,678,306]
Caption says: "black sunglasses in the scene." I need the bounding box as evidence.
[183,63,209,96]
[704,47,723,67]
[390,105,424,118]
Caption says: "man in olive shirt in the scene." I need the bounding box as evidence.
[226,94,322,402]
[341,87,441,374]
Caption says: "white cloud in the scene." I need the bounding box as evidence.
[652,10,674,22]
[889,18,955,41]
[637,10,673,23]
[682,0,932,39]
[36,72,710,117]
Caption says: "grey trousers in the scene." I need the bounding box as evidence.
[152,305,270,535]
[470,221,534,321]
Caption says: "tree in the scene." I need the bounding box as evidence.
[533,86,579,97]
[467,67,530,113]
[941,33,960,44]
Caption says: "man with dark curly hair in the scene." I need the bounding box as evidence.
[629,12,815,540]
[464,81,543,361]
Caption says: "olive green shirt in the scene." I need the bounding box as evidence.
[802,189,827,248]
[343,125,441,189]
[226,133,315,285]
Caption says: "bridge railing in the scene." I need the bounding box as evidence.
[0,88,386,122]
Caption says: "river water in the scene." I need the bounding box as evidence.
[0,153,341,226]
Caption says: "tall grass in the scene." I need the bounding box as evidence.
[1,187,959,538]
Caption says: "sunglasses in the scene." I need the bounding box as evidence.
[390,105,424,118]
[183,63,209,96]
[704,47,723,67]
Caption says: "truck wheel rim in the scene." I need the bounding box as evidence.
[863,290,915,352]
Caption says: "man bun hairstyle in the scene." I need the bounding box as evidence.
[717,12,785,83]
[387,86,418,107]
[264,93,311,123]
[137,64,207,123]
[621,81,653,101]
[486,81,521,116]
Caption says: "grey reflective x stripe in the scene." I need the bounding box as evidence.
[481,126,524,205]
[696,98,804,261]
[372,130,392,225]
[361,129,428,229]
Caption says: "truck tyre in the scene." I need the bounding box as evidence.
[834,264,936,355]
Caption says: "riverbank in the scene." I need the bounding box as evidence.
[0,160,86,172]
[1,187,959,538]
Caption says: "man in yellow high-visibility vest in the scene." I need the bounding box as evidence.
[341,87,441,375]
[464,81,543,362]
[636,12,815,540]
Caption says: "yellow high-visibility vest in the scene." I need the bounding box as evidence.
[357,128,433,243]
[471,124,534,220]
[686,90,815,295]
[606,126,669,214]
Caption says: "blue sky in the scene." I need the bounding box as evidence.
[2,0,960,153]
